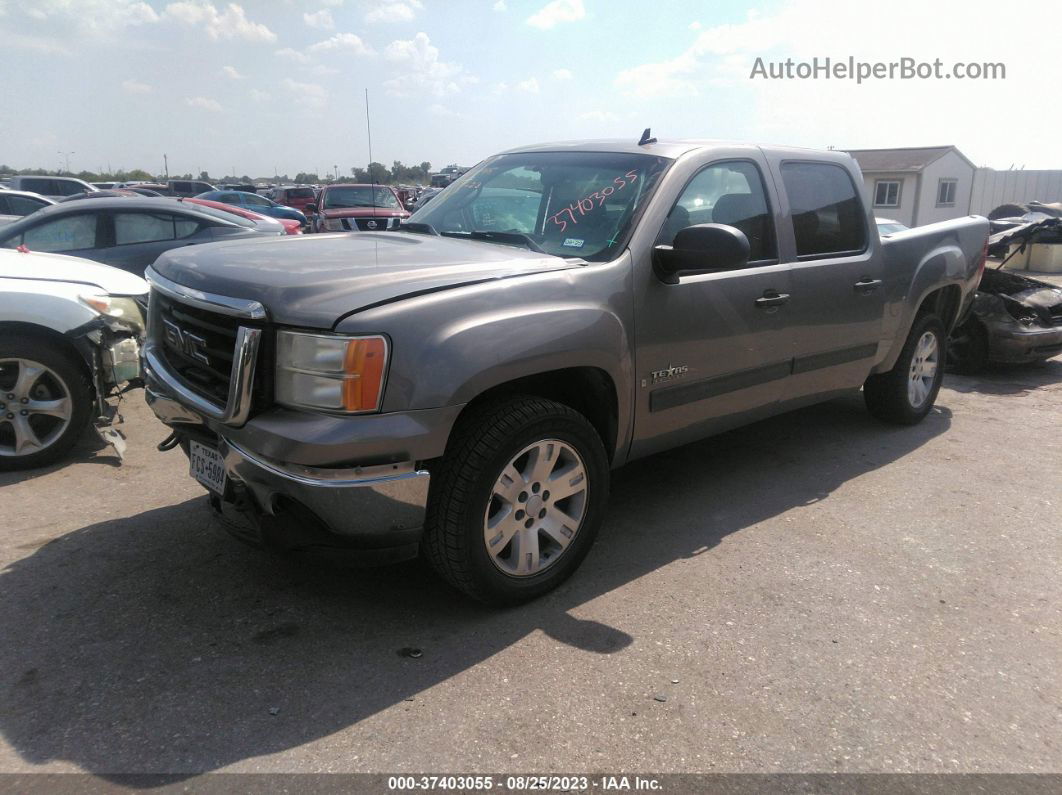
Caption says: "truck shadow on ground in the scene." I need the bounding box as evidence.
[0,392,950,778]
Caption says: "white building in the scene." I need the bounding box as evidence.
[845,146,976,227]
[845,145,1062,226]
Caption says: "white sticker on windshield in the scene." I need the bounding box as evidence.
[563,238,584,248]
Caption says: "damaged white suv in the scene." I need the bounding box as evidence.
[0,247,147,470]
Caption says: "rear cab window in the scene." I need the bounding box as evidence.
[780,162,867,259]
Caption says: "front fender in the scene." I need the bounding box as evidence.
[0,283,99,333]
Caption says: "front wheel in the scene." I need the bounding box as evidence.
[422,396,610,605]
[0,337,93,471]
[864,313,946,425]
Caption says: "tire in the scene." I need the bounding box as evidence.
[422,395,610,605]
[864,313,946,425]
[948,319,989,375]
[0,336,93,471]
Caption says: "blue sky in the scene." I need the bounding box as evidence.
[1,0,1058,178]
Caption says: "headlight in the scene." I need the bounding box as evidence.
[79,294,146,335]
[275,331,388,413]
[322,218,344,231]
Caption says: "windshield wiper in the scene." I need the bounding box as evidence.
[441,230,545,253]
[396,221,439,235]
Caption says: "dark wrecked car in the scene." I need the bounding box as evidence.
[949,219,1062,372]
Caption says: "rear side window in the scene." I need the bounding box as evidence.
[5,195,48,215]
[780,162,867,258]
[22,214,98,252]
[20,178,51,194]
[115,212,200,244]
[660,160,777,262]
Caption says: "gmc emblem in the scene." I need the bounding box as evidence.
[162,318,210,365]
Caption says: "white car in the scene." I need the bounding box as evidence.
[0,248,147,469]
[0,190,56,228]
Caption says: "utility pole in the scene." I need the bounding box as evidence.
[57,151,75,174]
[163,153,169,179]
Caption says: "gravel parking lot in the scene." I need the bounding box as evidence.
[1,356,1059,777]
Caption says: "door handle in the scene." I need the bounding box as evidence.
[854,278,883,293]
[755,290,790,308]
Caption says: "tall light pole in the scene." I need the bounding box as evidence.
[163,153,169,179]
[57,151,75,174]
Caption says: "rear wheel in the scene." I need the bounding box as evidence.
[0,337,93,470]
[864,314,946,425]
[422,396,610,605]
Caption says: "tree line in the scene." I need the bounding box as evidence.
[1,160,456,186]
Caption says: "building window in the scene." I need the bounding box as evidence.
[873,180,901,208]
[937,178,958,206]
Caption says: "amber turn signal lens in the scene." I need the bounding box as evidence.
[342,336,387,412]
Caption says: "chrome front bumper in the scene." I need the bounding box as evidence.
[145,382,430,553]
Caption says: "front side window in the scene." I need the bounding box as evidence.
[52,180,86,197]
[659,160,777,262]
[322,186,401,210]
[937,179,957,206]
[20,214,98,252]
[873,180,901,208]
[782,162,867,258]
[244,193,271,207]
[115,212,178,245]
[410,151,670,261]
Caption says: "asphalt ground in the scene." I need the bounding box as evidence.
[0,353,1059,780]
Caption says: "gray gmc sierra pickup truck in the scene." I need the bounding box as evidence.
[143,138,989,603]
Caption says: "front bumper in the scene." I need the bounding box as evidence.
[988,323,1062,363]
[144,374,444,562]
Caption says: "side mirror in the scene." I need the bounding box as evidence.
[305,203,317,213]
[653,223,750,284]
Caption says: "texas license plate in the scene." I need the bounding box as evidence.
[189,440,226,495]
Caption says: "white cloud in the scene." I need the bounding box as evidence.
[516,77,540,94]
[490,81,508,94]
[689,20,701,30]
[383,32,467,97]
[428,103,463,118]
[121,79,152,94]
[493,0,507,10]
[306,63,340,76]
[275,47,311,63]
[526,0,584,30]
[365,0,423,24]
[5,0,158,41]
[578,110,618,123]
[303,8,334,29]
[308,32,374,55]
[250,88,270,102]
[552,68,573,80]
[282,77,328,108]
[185,96,222,112]
[221,65,245,79]
[163,2,276,43]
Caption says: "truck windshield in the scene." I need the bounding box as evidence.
[323,186,400,209]
[408,151,670,261]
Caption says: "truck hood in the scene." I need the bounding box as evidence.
[320,207,409,220]
[151,231,577,328]
[0,248,148,295]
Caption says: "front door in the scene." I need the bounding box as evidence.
[630,158,794,460]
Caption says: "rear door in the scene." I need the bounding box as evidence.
[769,159,886,398]
[631,155,794,459]
[98,211,205,275]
